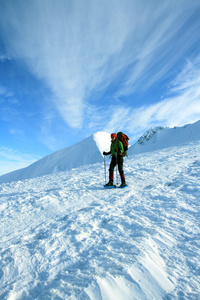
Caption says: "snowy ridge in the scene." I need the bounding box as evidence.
[0,132,110,184]
[0,141,200,299]
[129,120,200,154]
[1,121,200,184]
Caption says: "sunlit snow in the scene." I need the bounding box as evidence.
[0,123,200,299]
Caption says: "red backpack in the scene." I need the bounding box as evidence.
[117,132,129,156]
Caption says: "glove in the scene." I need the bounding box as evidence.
[103,151,111,156]
[115,148,121,154]
[115,148,123,155]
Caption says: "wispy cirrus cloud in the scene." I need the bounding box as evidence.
[102,56,200,143]
[0,0,130,128]
[115,4,200,97]
[0,54,10,62]
[1,0,199,133]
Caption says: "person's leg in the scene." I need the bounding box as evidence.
[106,156,116,185]
[118,156,126,186]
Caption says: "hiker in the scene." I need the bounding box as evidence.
[103,133,127,187]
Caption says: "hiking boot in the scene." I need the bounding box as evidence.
[105,181,114,186]
[120,178,127,187]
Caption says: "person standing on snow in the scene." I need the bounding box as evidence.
[103,133,127,187]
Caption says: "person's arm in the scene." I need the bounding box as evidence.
[103,151,111,156]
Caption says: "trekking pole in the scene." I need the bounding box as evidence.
[104,155,106,184]
[115,153,118,186]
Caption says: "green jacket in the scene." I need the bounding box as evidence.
[110,139,124,156]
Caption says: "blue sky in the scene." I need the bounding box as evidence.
[0,0,200,176]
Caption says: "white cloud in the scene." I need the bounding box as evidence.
[82,54,200,144]
[171,57,200,93]
[1,0,199,131]
[0,54,10,62]
[100,56,200,143]
[103,106,131,133]
[0,0,199,155]
[115,3,200,97]
[0,0,132,128]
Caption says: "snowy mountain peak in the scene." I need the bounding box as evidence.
[0,132,111,184]
[137,126,165,145]
[129,120,200,155]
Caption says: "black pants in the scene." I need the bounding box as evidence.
[109,155,124,175]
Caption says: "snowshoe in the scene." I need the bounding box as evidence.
[104,185,117,188]
[104,181,116,188]
[119,182,128,188]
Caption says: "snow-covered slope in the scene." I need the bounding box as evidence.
[129,120,200,155]
[1,120,200,184]
[0,132,110,184]
[0,141,200,299]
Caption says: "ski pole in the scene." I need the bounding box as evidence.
[104,155,106,184]
[115,153,118,186]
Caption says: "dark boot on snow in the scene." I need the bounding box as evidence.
[106,173,114,186]
[120,180,127,187]
[106,172,114,186]
[105,180,114,186]
[120,173,127,187]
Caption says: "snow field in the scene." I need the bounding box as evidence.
[0,141,200,299]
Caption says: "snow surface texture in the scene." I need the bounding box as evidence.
[0,141,200,299]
